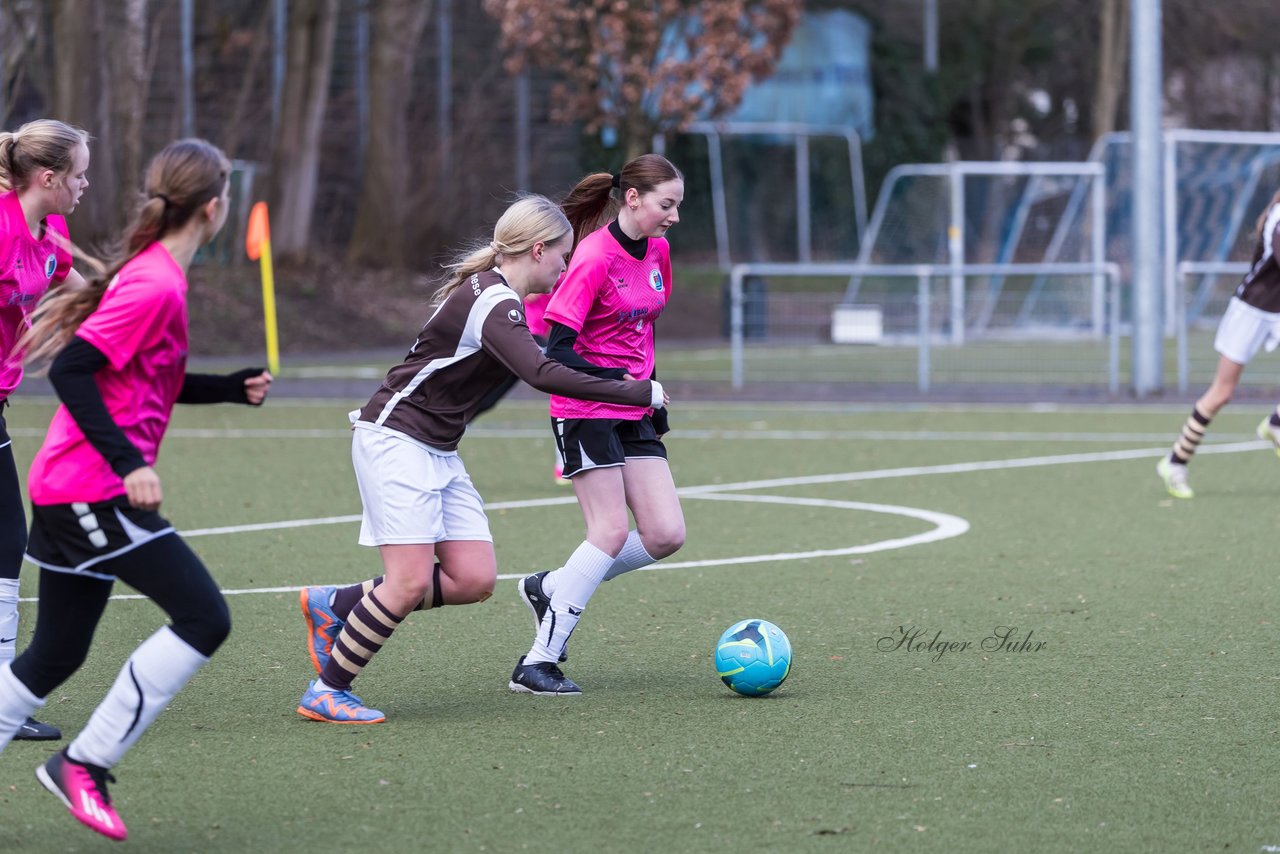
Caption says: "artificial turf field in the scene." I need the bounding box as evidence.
[0,395,1278,852]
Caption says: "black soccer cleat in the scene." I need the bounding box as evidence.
[14,716,61,741]
[517,572,567,663]
[508,656,581,696]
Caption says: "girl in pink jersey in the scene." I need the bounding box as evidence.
[0,119,91,741]
[0,139,271,842]
[293,195,664,724]
[510,154,686,695]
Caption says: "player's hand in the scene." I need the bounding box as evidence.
[242,369,273,405]
[648,379,668,409]
[124,466,163,510]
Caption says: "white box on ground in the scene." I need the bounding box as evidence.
[831,305,883,344]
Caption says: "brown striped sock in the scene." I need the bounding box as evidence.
[319,588,403,692]
[1170,406,1211,464]
[331,572,434,620]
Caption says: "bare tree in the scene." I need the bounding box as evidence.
[482,0,801,158]
[1092,0,1128,140]
[220,4,274,159]
[48,0,149,245]
[347,0,432,267]
[269,0,338,259]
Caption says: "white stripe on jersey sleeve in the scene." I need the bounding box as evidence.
[371,279,521,426]
[1264,203,1280,262]
[466,281,522,351]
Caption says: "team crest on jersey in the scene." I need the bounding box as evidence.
[508,308,523,324]
[649,269,663,292]
[44,253,57,278]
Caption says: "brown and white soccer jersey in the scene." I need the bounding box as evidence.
[356,270,655,451]
[1214,203,1280,364]
[1233,202,1280,312]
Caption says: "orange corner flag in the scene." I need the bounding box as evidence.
[246,202,270,261]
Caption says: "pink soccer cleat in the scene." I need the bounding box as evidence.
[35,749,127,841]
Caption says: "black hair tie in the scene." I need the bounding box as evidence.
[610,173,621,189]
[152,193,171,208]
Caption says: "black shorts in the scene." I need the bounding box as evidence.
[25,496,177,581]
[552,415,667,478]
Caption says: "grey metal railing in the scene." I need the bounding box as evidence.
[728,261,1122,393]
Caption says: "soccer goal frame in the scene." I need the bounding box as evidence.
[841,161,1108,346]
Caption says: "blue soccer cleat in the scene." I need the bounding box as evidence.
[300,586,341,674]
[296,680,385,724]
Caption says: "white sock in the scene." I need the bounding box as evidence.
[0,578,18,664]
[68,627,209,770]
[543,530,651,594]
[602,530,656,582]
[525,541,614,665]
[0,663,44,754]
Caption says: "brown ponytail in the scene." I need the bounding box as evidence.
[22,139,229,366]
[559,154,683,250]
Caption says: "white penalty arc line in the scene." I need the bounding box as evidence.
[46,493,969,602]
[650,493,970,570]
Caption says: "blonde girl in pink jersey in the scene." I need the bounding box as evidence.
[0,119,91,741]
[0,139,271,842]
[509,153,686,695]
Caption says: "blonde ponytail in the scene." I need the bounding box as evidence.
[22,139,229,367]
[432,195,571,304]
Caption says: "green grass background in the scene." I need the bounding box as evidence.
[0,397,1277,852]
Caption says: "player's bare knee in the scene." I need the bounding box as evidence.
[645,535,686,560]
[462,567,497,603]
[386,574,432,612]
[646,527,685,559]
[591,525,630,556]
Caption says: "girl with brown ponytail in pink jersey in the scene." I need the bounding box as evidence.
[0,138,271,841]
[509,153,687,695]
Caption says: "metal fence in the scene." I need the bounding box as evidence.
[726,262,1122,392]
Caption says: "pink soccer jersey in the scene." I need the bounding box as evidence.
[544,225,671,420]
[0,190,72,398]
[28,242,189,505]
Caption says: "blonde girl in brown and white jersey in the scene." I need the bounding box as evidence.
[1158,189,1280,499]
[294,195,666,724]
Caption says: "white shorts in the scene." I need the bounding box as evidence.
[350,422,492,546]
[1214,297,1280,365]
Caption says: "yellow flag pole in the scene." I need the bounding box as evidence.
[245,202,280,376]
[259,239,279,376]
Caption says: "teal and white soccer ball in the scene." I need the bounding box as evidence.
[714,619,792,696]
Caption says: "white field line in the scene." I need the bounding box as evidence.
[5,426,1268,444]
[17,440,1260,602]
[10,394,1268,415]
[678,441,1260,495]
